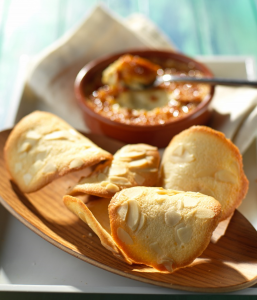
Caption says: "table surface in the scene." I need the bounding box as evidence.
[1,0,257,299]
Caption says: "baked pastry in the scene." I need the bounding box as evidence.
[63,194,132,264]
[4,111,113,193]
[109,187,221,272]
[64,187,221,273]
[160,126,249,221]
[102,54,160,89]
[68,143,160,198]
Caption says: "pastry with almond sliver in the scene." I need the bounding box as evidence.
[4,111,113,193]
[64,187,221,273]
[68,144,160,198]
[109,187,221,272]
[160,126,249,221]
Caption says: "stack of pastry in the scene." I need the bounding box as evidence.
[4,111,248,273]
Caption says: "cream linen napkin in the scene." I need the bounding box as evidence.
[210,86,257,154]
[27,4,175,132]
[27,4,257,155]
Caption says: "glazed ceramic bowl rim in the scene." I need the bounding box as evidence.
[75,49,215,132]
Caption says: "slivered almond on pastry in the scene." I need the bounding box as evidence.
[64,187,221,273]
[109,187,221,273]
[160,126,249,221]
[4,111,113,193]
[68,144,160,198]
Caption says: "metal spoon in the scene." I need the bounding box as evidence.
[154,74,257,87]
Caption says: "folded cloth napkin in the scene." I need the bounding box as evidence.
[210,86,257,154]
[27,4,175,132]
[27,3,257,155]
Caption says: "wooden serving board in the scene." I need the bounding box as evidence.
[0,129,257,293]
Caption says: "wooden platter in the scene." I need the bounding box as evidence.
[0,129,257,293]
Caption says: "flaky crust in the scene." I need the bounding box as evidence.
[63,195,132,264]
[160,126,249,221]
[4,111,113,193]
[109,187,221,272]
[68,143,160,198]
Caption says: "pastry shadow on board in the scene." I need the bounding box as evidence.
[9,178,250,284]
[9,177,146,270]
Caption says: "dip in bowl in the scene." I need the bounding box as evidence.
[75,49,215,147]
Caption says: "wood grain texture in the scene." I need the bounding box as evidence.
[0,129,257,293]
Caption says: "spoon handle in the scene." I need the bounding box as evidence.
[159,75,257,87]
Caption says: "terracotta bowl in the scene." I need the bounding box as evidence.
[75,49,215,148]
